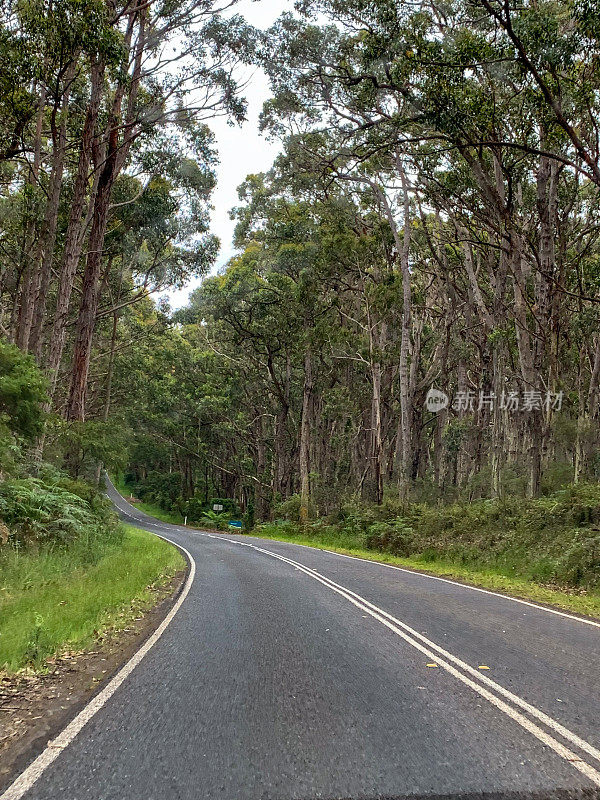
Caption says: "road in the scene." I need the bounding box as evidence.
[4,481,600,800]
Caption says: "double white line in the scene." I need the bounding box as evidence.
[5,518,598,799]
[229,539,600,787]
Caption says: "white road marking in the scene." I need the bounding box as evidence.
[229,540,600,787]
[12,485,591,797]
[1,528,196,800]
[112,482,600,630]
[223,534,600,629]
[112,495,600,767]
[313,545,600,629]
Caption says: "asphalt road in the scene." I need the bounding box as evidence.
[5,482,600,800]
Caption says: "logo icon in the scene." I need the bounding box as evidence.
[425,388,449,413]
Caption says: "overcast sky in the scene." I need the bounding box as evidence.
[166,0,288,308]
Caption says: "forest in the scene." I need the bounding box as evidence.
[2,0,600,609]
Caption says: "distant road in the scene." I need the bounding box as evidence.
[5,480,600,800]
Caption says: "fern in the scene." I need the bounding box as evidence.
[0,477,97,545]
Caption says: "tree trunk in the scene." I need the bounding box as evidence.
[66,4,146,421]
[490,346,503,497]
[15,85,46,350]
[574,346,586,484]
[29,65,76,361]
[46,58,104,395]
[93,309,119,485]
[255,413,269,520]
[66,160,115,420]
[299,344,313,524]
[370,359,384,505]
[379,157,413,497]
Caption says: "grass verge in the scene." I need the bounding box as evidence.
[113,476,185,525]
[250,524,600,620]
[0,524,185,672]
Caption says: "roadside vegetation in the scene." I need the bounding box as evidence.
[0,344,184,674]
[2,0,600,636]
[117,465,600,617]
[0,0,252,670]
[116,474,245,530]
[0,525,184,672]
[248,486,600,618]
[114,476,185,526]
[112,0,600,619]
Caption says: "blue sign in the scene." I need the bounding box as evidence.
[228,520,243,529]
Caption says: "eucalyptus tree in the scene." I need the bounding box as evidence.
[64,0,254,421]
[0,0,256,430]
[256,0,600,497]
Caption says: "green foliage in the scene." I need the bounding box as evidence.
[0,340,47,441]
[253,521,600,619]
[126,470,183,510]
[359,487,600,590]
[243,498,255,531]
[0,474,120,549]
[206,497,240,515]
[0,342,126,554]
[271,494,299,522]
[57,420,130,481]
[199,510,230,530]
[265,485,600,591]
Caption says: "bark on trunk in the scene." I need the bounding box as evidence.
[29,65,76,361]
[46,58,104,395]
[66,5,145,420]
[299,345,313,524]
[15,85,46,350]
[66,159,115,420]
[255,413,269,520]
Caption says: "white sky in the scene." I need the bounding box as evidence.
[167,0,289,308]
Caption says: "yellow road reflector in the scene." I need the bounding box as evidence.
[426,663,438,667]
[478,665,490,670]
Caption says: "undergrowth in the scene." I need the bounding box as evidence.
[254,483,600,597]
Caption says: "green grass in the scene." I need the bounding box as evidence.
[251,523,600,620]
[113,476,185,525]
[129,498,183,525]
[0,525,185,672]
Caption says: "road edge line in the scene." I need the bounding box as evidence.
[230,535,600,629]
[0,531,196,800]
[237,541,600,787]
[263,545,600,764]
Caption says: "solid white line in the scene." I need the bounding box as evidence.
[226,535,600,629]
[93,489,600,783]
[115,487,600,630]
[1,533,196,800]
[108,481,598,631]
[230,540,600,787]
[260,546,600,764]
[113,497,600,763]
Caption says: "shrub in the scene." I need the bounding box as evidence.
[0,341,48,441]
[274,493,302,522]
[331,484,600,590]
[243,499,255,531]
[365,522,416,556]
[0,473,121,552]
[199,510,229,530]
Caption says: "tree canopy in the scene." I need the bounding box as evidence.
[3,0,600,522]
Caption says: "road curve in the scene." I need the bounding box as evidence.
[4,481,600,800]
